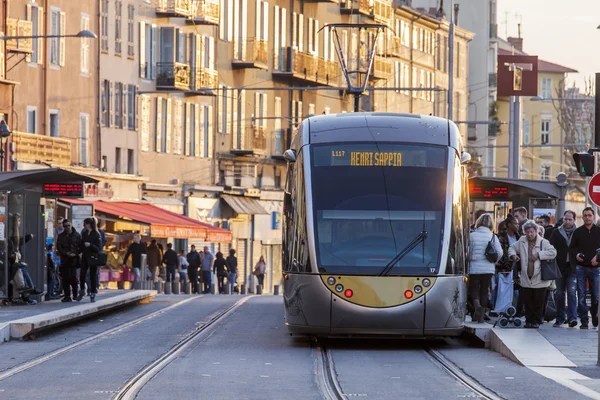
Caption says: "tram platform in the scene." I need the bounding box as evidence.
[465,318,600,399]
[0,289,156,342]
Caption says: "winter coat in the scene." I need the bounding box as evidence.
[508,235,557,289]
[468,226,503,275]
[146,244,162,267]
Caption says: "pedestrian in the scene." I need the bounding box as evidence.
[201,246,215,294]
[468,214,503,323]
[509,221,557,328]
[538,215,555,240]
[213,252,229,294]
[569,207,600,329]
[178,250,189,289]
[45,244,58,301]
[254,256,267,288]
[549,210,578,328]
[226,249,238,294]
[496,214,522,315]
[147,240,162,282]
[78,217,103,302]
[513,206,530,236]
[123,234,147,289]
[56,219,82,302]
[186,244,202,294]
[162,243,178,283]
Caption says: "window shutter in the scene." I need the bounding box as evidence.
[26,5,32,63]
[256,0,261,41]
[217,84,223,134]
[232,89,238,143]
[134,85,139,131]
[139,21,146,78]
[198,104,204,157]
[292,12,297,48]
[308,18,313,53]
[298,100,303,122]
[37,7,44,64]
[155,97,163,152]
[151,25,157,79]
[108,81,114,127]
[140,95,148,151]
[240,89,246,149]
[59,11,66,66]
[263,1,269,42]
[226,86,232,136]
[298,14,303,52]
[314,20,319,56]
[184,103,190,155]
[323,27,328,62]
[281,8,286,47]
[174,100,183,155]
[207,105,213,159]
[165,98,172,153]
[122,84,128,129]
[209,36,215,70]
[262,93,267,128]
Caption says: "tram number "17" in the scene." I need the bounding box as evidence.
[331,150,345,157]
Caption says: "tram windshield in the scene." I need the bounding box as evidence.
[311,143,447,275]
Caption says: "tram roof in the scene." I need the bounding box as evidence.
[305,113,459,149]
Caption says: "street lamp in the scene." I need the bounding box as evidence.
[0,120,11,172]
[0,29,97,41]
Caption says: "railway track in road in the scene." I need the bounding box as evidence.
[114,296,250,400]
[316,341,504,400]
[0,295,204,382]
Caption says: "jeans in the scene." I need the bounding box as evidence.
[555,270,578,323]
[230,272,237,293]
[179,269,188,286]
[257,274,265,287]
[60,265,78,299]
[22,266,34,289]
[80,260,99,295]
[133,267,141,282]
[201,270,212,293]
[576,266,600,324]
[189,269,199,293]
[166,266,176,283]
[46,268,55,299]
[85,268,101,294]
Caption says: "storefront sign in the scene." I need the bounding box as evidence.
[43,183,84,198]
[272,211,281,229]
[151,225,207,239]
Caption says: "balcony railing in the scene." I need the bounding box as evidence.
[272,129,289,159]
[188,0,219,24]
[155,0,192,17]
[358,0,372,16]
[372,56,391,79]
[373,0,392,26]
[389,37,410,59]
[413,49,434,68]
[232,38,268,69]
[231,126,267,154]
[157,62,191,90]
[191,67,217,93]
[292,50,339,85]
[12,131,71,166]
[251,126,267,153]
[6,19,32,53]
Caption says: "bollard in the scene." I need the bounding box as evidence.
[184,282,191,295]
[273,285,279,295]
[256,285,263,295]
[154,281,162,294]
[164,282,172,295]
[210,283,215,294]
[173,281,180,294]
[225,284,231,295]
[241,284,246,295]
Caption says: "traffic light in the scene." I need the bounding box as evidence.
[573,152,595,177]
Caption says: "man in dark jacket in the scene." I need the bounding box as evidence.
[550,210,578,327]
[539,215,555,240]
[57,219,82,302]
[147,240,162,281]
[123,234,147,289]
[226,249,238,293]
[186,245,202,294]
[162,243,178,283]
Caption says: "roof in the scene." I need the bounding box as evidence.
[0,168,98,190]
[221,195,269,215]
[63,199,232,242]
[469,177,561,202]
[497,48,578,74]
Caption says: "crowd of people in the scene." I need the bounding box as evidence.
[469,206,600,329]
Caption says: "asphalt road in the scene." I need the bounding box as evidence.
[0,294,593,400]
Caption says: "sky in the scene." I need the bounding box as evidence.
[497,0,600,91]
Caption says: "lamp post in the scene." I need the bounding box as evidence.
[0,29,97,41]
[0,120,11,172]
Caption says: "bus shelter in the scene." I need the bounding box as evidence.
[0,168,97,299]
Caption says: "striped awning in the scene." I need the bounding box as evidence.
[221,195,269,215]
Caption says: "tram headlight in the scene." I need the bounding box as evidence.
[327,277,336,285]
[414,285,423,294]
[422,278,431,288]
[335,284,344,293]
[344,289,353,298]
[404,290,414,299]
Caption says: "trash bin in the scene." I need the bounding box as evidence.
[256,285,263,295]
[273,285,279,295]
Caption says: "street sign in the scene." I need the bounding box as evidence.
[588,173,600,207]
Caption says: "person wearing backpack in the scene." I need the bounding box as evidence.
[469,213,504,323]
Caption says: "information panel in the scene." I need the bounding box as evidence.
[42,183,84,198]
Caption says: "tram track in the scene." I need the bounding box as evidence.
[0,295,204,382]
[316,340,504,400]
[114,296,250,400]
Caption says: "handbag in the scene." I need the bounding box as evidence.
[88,252,108,267]
[485,235,499,263]
[540,241,561,281]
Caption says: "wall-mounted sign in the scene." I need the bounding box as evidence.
[43,183,84,198]
[272,211,282,229]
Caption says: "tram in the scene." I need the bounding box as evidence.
[282,112,471,337]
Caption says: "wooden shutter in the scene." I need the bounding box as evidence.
[240,89,246,150]
[37,7,44,64]
[207,105,213,159]
[185,103,191,156]
[198,104,204,157]
[165,98,172,153]
[155,97,163,152]
[122,84,128,129]
[139,21,146,78]
[59,11,66,66]
[26,5,32,63]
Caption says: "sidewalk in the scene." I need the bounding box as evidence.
[0,289,156,342]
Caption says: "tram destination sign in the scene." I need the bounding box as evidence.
[43,182,84,198]
[332,150,403,167]
[469,181,509,201]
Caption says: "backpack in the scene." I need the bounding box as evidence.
[485,234,499,263]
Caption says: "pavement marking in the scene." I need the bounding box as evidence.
[94,360,103,363]
[504,377,514,380]
[530,367,600,400]
[72,372,81,375]
[265,362,272,365]
[212,362,220,365]
[390,377,401,379]
[260,375,269,378]
[486,366,495,368]
[240,358,246,360]
[201,374,211,377]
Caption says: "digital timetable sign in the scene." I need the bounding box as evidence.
[469,181,509,201]
[43,183,84,198]
[332,150,403,167]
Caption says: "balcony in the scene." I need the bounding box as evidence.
[155,0,192,17]
[358,0,372,16]
[413,49,434,68]
[489,72,498,88]
[157,62,191,91]
[271,129,290,160]
[371,56,391,80]
[6,19,32,54]
[373,0,392,26]
[187,0,219,25]
[11,131,71,166]
[190,67,218,95]
[232,39,269,70]
[230,126,267,155]
[304,0,339,3]
[273,48,339,86]
[389,37,410,59]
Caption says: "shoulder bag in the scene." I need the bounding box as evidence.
[88,252,108,267]
[485,234,499,263]
[540,240,562,281]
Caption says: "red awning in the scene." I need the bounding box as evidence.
[62,199,231,242]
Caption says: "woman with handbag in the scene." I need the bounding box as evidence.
[78,217,104,303]
[508,221,557,328]
[468,213,504,323]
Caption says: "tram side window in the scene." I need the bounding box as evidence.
[446,158,466,275]
[294,151,310,273]
[460,167,470,273]
[283,159,296,273]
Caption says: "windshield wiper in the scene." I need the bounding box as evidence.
[377,230,428,276]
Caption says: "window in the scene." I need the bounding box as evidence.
[114,83,123,128]
[127,5,135,58]
[115,1,122,56]
[292,12,304,52]
[50,9,65,67]
[155,97,171,153]
[115,148,122,173]
[101,0,109,52]
[26,106,36,134]
[307,17,318,55]
[412,67,417,98]
[308,103,315,116]
[219,0,234,41]
[273,6,287,71]
[139,21,157,79]
[541,118,551,144]
[202,105,214,158]
[80,14,90,75]
[127,84,136,130]
[292,100,302,128]
[79,113,90,166]
[456,42,460,78]
[101,80,111,127]
[523,118,531,144]
[49,110,59,137]
[127,149,134,174]
[26,3,44,64]
[173,100,183,155]
[541,77,552,99]
[541,163,551,181]
[140,95,151,152]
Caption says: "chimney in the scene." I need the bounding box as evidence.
[507,37,523,52]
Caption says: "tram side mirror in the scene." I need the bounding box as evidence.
[460,152,471,165]
[283,149,297,163]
